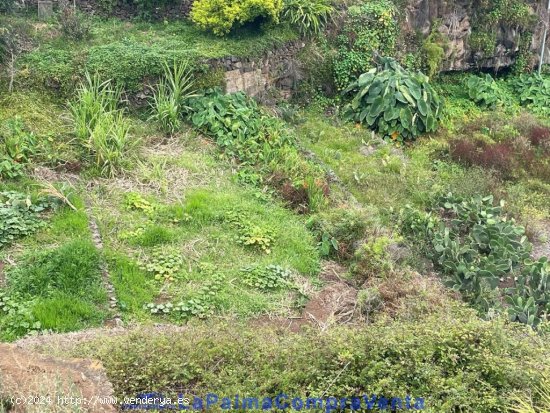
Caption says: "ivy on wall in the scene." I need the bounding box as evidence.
[332,0,398,90]
[469,0,535,68]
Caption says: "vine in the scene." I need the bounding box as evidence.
[469,0,535,67]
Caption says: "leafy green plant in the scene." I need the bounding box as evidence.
[0,191,56,248]
[140,247,183,282]
[0,118,37,163]
[187,89,325,196]
[227,210,275,254]
[173,272,225,319]
[0,118,37,179]
[149,61,196,136]
[466,74,506,108]
[191,0,283,36]
[124,192,156,215]
[509,74,550,116]
[507,257,550,327]
[282,0,333,36]
[344,58,442,142]
[0,157,24,179]
[0,291,41,341]
[240,264,291,290]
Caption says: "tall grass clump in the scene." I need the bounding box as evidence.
[149,61,196,136]
[282,0,334,36]
[69,72,133,177]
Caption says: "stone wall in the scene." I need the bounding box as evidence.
[209,41,306,99]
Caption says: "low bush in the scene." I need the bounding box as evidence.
[77,313,549,413]
[450,139,517,178]
[57,8,92,41]
[191,0,283,36]
[344,58,442,142]
[306,207,369,260]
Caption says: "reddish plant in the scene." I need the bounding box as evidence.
[529,126,550,147]
[449,139,479,166]
[476,142,516,177]
[450,139,518,178]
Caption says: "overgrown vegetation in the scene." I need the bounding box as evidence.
[2,0,550,407]
[400,194,549,327]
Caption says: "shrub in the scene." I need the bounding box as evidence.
[191,0,283,36]
[509,74,550,116]
[529,126,550,147]
[333,0,397,90]
[78,314,550,412]
[344,58,442,142]
[450,139,517,178]
[282,0,333,36]
[466,74,507,108]
[57,8,91,41]
[306,207,369,260]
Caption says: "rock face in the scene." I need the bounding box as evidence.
[403,0,550,71]
[0,343,117,413]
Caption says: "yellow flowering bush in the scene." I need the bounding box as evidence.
[191,0,283,36]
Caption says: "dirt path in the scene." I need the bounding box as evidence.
[0,343,117,413]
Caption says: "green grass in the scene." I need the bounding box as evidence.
[296,112,501,222]
[32,293,106,332]
[82,127,320,321]
[7,239,104,300]
[10,15,298,94]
